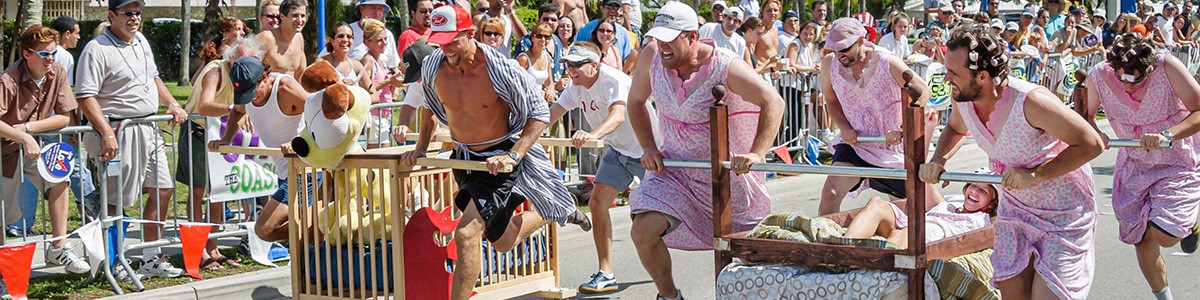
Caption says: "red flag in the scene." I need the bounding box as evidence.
[180,224,213,279]
[0,243,37,299]
[771,146,793,165]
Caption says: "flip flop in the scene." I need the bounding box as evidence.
[212,255,242,268]
[201,257,224,271]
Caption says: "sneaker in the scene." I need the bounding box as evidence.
[47,243,91,274]
[568,210,592,232]
[238,238,252,257]
[112,261,146,282]
[138,256,184,278]
[0,278,8,299]
[578,271,618,294]
[1182,223,1199,254]
[656,289,684,300]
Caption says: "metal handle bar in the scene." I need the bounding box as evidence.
[661,159,1002,184]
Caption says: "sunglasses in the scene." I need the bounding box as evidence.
[565,60,591,68]
[1117,69,1151,84]
[477,6,489,12]
[604,4,621,9]
[837,43,856,53]
[261,13,281,20]
[483,31,503,37]
[26,48,57,58]
[118,10,142,17]
[535,34,553,39]
[541,17,559,22]
[596,28,615,34]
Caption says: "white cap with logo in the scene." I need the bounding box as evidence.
[646,2,699,42]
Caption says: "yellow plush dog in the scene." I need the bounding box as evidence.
[294,61,391,245]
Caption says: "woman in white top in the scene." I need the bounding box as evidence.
[786,21,820,73]
[843,181,997,248]
[877,13,913,62]
[517,23,558,103]
[320,22,365,86]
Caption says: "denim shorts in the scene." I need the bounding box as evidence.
[271,173,323,206]
[594,146,646,191]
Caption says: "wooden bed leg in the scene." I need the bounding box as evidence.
[711,85,733,278]
[902,84,928,299]
[1071,70,1089,119]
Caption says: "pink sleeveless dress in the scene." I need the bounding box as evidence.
[829,44,905,169]
[958,78,1096,300]
[629,42,772,251]
[1090,60,1200,244]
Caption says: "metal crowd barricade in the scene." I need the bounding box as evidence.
[102,114,255,293]
[0,124,142,293]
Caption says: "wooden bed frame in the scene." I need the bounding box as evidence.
[221,139,592,300]
[704,85,996,298]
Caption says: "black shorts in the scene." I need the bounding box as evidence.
[831,144,907,199]
[452,140,528,243]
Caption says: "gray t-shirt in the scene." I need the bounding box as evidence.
[75,30,160,119]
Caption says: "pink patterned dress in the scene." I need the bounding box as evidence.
[629,42,772,251]
[958,78,1096,300]
[1090,60,1200,244]
[829,44,905,169]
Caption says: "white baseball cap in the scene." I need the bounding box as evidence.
[724,6,746,22]
[712,0,728,9]
[646,2,699,42]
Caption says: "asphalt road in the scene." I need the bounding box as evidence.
[535,121,1200,299]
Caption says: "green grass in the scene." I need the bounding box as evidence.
[27,248,273,300]
[166,81,192,103]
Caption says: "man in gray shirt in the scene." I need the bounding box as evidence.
[76,0,188,280]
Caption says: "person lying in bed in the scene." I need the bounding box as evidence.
[843,180,998,248]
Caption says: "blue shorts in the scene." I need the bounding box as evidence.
[594,147,646,191]
[271,173,323,206]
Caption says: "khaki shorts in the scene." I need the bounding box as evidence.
[1,158,65,224]
[83,122,173,207]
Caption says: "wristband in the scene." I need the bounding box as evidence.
[169,103,182,108]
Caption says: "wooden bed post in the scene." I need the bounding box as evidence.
[710,85,733,277]
[1071,70,1089,119]
[901,77,929,299]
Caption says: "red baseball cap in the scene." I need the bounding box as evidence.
[427,5,472,46]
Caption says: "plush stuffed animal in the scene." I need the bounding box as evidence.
[290,61,371,169]
[317,169,393,245]
[294,60,387,245]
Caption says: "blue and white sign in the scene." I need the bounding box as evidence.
[37,142,75,184]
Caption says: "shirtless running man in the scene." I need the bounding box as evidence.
[256,0,308,79]
[398,6,588,300]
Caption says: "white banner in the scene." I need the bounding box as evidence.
[205,117,278,202]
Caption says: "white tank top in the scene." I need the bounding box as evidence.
[245,73,304,179]
[523,52,550,84]
[247,73,305,147]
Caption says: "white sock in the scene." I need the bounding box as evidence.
[1155,286,1173,300]
[142,247,161,261]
